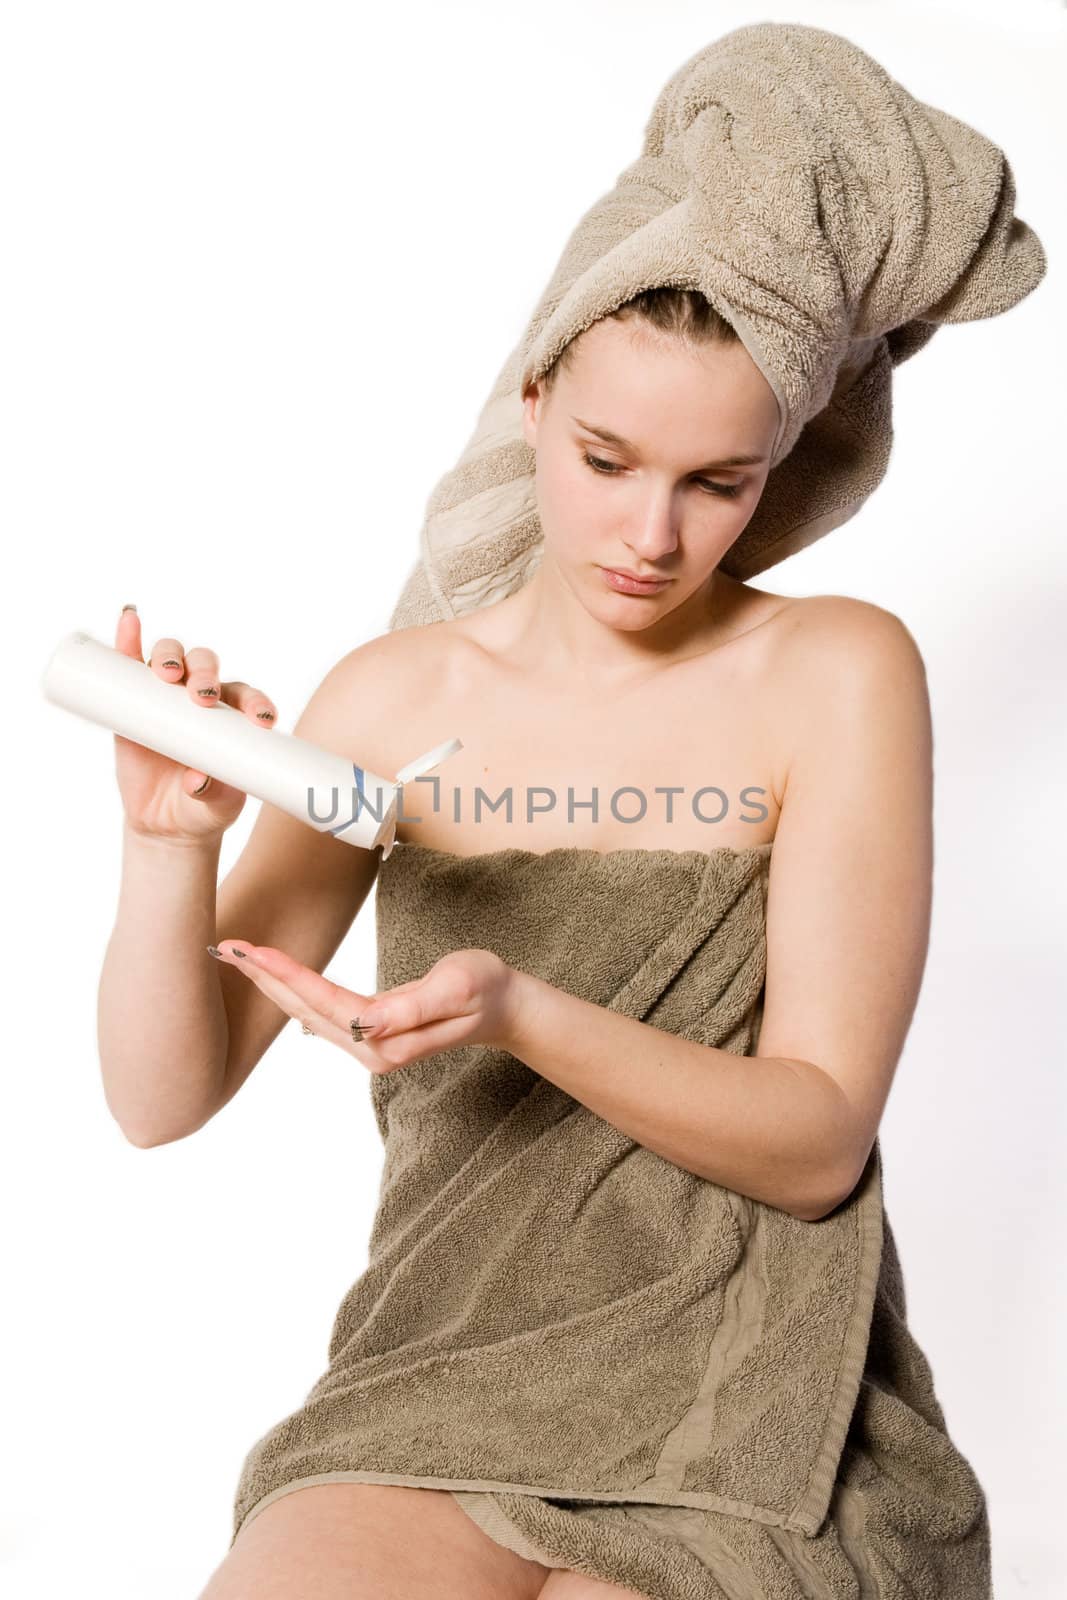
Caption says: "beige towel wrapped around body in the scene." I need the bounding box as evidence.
[231,841,992,1597]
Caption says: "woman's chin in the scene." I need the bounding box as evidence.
[589,591,677,631]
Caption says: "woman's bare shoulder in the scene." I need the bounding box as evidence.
[760,593,930,821]
[318,618,477,742]
[330,617,460,683]
[768,591,926,672]
[749,592,927,802]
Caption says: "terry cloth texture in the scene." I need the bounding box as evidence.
[385,19,1045,628]
[231,841,992,1598]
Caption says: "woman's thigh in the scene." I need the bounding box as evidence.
[195,1482,553,1600]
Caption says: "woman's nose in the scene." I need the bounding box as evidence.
[626,495,682,561]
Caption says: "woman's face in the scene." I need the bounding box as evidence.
[521,316,781,626]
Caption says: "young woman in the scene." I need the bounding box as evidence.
[101,287,990,1599]
[99,3,1059,1589]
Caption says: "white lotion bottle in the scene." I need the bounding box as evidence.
[41,631,461,859]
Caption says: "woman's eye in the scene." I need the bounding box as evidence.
[582,452,624,476]
[697,478,743,500]
[581,451,742,500]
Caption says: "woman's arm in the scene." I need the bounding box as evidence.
[98,643,387,1146]
[499,599,934,1222]
[501,982,855,1221]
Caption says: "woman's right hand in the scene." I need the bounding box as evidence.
[113,605,280,844]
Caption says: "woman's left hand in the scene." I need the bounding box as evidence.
[208,941,522,1073]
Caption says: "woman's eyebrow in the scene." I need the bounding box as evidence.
[570,415,766,469]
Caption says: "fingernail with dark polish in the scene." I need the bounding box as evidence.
[161,658,180,668]
[206,946,223,960]
[197,687,219,698]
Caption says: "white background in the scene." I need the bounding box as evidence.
[3,1,1065,1595]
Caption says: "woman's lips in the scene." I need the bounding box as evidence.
[600,566,672,595]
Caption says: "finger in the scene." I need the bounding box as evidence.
[251,947,441,1049]
[209,943,383,1062]
[344,968,475,1054]
[358,972,447,1037]
[116,604,142,660]
[218,679,278,727]
[148,637,186,679]
[184,768,216,799]
[343,976,424,1004]
[183,646,222,705]
[214,947,323,1030]
[214,943,442,1062]
[221,944,473,1071]
[211,942,317,1017]
[350,1005,483,1072]
[226,943,375,1028]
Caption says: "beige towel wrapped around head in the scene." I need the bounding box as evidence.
[389,20,1046,628]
